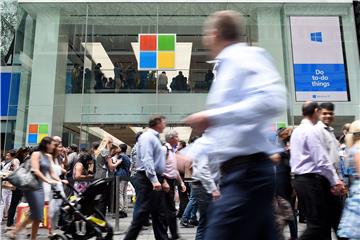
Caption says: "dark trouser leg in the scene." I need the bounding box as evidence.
[164,179,179,239]
[97,181,111,217]
[7,189,23,227]
[192,185,212,240]
[124,173,168,240]
[177,178,189,217]
[205,158,277,240]
[293,176,332,240]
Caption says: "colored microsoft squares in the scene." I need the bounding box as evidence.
[158,52,175,69]
[38,134,48,143]
[28,134,37,144]
[158,35,175,51]
[138,34,176,70]
[29,124,38,133]
[39,124,48,134]
[27,123,48,145]
[140,35,157,51]
[140,52,157,69]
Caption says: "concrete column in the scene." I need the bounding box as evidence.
[26,8,68,144]
[14,15,35,148]
[257,6,289,125]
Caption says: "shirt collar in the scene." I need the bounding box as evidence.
[317,121,334,132]
[148,128,160,138]
[301,118,314,126]
[165,142,174,151]
[215,42,247,60]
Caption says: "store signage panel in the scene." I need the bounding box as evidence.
[290,16,349,102]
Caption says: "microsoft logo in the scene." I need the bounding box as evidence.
[138,34,176,70]
[310,32,323,43]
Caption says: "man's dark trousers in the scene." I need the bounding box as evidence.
[164,178,179,239]
[293,174,347,240]
[177,174,189,217]
[205,154,277,240]
[192,183,212,240]
[124,172,168,240]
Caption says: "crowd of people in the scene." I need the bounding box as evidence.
[68,61,213,94]
[2,9,360,240]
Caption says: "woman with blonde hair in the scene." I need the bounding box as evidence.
[94,136,121,216]
[337,120,360,239]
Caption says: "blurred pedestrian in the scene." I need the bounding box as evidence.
[185,10,286,240]
[337,120,360,239]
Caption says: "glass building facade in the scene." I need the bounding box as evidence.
[2,0,360,149]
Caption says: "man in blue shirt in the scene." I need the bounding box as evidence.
[185,10,286,240]
[124,116,168,240]
[115,144,131,218]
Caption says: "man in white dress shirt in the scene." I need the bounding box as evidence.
[315,102,347,240]
[185,10,286,240]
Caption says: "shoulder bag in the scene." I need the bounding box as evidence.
[6,159,41,191]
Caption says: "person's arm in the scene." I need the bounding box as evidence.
[62,151,68,169]
[206,58,286,126]
[30,152,56,185]
[195,155,218,194]
[141,135,159,184]
[308,129,340,186]
[355,149,360,176]
[74,163,93,180]
[107,157,122,171]
[12,158,20,170]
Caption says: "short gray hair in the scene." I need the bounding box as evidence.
[165,130,178,142]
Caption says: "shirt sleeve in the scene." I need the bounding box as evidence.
[195,155,217,193]
[308,128,339,186]
[207,55,286,126]
[140,135,159,184]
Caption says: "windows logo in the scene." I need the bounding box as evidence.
[310,32,323,43]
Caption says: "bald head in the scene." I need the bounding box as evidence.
[53,136,62,144]
[204,10,244,42]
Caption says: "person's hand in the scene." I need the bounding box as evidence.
[184,111,210,134]
[48,179,58,185]
[331,181,346,196]
[180,182,186,193]
[153,182,162,191]
[270,153,281,163]
[212,190,221,201]
[162,181,170,192]
[61,179,69,185]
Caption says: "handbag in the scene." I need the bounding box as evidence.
[337,180,360,239]
[6,159,41,191]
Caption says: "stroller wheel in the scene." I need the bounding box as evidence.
[50,233,69,240]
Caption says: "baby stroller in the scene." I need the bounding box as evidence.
[50,178,113,240]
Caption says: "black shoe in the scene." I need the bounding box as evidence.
[143,220,151,227]
[180,220,194,228]
[119,211,127,218]
[188,219,199,226]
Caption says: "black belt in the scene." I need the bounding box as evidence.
[192,181,202,186]
[220,152,269,174]
[294,173,326,180]
[137,171,164,182]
